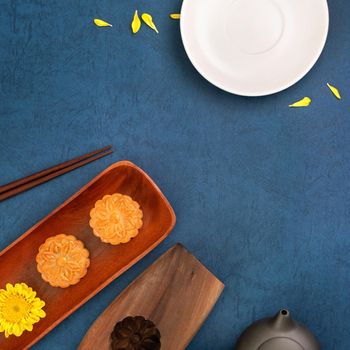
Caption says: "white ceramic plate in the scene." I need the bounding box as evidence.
[180,0,329,96]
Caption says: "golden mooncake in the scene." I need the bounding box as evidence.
[89,193,143,245]
[36,234,90,288]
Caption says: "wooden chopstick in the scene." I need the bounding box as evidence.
[0,145,112,194]
[0,147,113,202]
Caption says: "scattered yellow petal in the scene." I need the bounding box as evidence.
[289,97,312,108]
[141,13,159,33]
[327,83,341,100]
[170,14,181,19]
[93,19,113,27]
[131,10,141,34]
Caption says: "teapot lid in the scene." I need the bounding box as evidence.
[235,309,320,350]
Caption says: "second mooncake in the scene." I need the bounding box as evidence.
[36,234,90,288]
[89,193,143,245]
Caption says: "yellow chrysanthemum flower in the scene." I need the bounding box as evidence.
[0,283,46,338]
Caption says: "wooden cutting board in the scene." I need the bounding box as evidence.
[79,244,224,350]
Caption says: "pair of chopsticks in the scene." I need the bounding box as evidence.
[0,145,113,202]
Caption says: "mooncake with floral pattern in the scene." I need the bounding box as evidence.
[36,234,90,288]
[89,194,143,245]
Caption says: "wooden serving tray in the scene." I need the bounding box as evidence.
[79,244,224,350]
[0,161,176,350]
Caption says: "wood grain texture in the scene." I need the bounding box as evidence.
[0,161,176,350]
[79,244,224,350]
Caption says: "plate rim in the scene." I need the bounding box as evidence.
[180,0,329,96]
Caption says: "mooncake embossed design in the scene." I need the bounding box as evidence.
[111,316,161,350]
[89,194,143,245]
[36,234,90,288]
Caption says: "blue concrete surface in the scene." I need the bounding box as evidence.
[1,0,349,349]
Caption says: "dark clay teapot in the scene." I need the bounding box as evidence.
[235,309,320,350]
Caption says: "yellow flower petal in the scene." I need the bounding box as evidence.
[131,10,141,34]
[289,97,311,108]
[29,291,37,300]
[13,323,22,337]
[6,283,14,292]
[327,83,341,100]
[141,13,159,33]
[15,284,23,294]
[93,18,113,27]
[170,14,181,19]
[32,299,45,308]
[31,308,46,318]
[28,315,40,323]
[24,323,33,332]
[20,283,29,289]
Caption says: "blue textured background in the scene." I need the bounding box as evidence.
[1,0,349,349]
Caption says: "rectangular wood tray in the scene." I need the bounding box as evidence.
[0,161,176,350]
